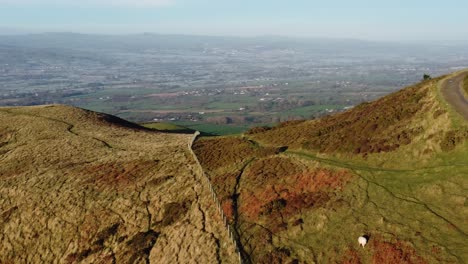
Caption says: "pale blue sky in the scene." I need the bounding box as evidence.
[1,0,467,41]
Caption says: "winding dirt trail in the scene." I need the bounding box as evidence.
[441,71,468,120]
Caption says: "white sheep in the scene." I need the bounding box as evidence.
[358,236,368,248]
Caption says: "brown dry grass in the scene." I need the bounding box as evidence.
[339,238,428,264]
[239,157,353,233]
[341,248,362,264]
[440,129,468,151]
[370,238,427,264]
[0,105,238,263]
[194,140,355,263]
[193,136,278,171]
[193,136,282,225]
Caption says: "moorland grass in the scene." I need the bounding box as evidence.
[193,73,468,263]
[464,75,468,99]
[0,105,239,263]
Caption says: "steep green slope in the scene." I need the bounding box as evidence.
[249,73,468,169]
[248,78,436,155]
[193,72,468,263]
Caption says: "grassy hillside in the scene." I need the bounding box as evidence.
[247,76,468,168]
[464,75,468,98]
[0,105,238,263]
[193,73,468,263]
[248,77,442,154]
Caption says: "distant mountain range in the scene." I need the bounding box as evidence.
[1,32,468,55]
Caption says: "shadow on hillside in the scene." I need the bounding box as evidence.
[100,115,213,135]
[141,125,216,136]
[101,114,149,130]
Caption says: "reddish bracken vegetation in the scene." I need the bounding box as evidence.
[239,157,352,231]
[210,171,238,200]
[250,78,443,155]
[222,199,234,220]
[194,137,355,263]
[206,170,239,222]
[193,137,286,223]
[370,239,427,264]
[342,248,361,264]
[256,247,299,264]
[81,160,158,190]
[338,238,428,264]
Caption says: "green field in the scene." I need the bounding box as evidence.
[143,120,274,136]
[172,121,253,135]
[141,122,195,133]
[280,104,344,117]
[65,77,376,128]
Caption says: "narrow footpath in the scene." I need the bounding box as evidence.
[441,71,468,120]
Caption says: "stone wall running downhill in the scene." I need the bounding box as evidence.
[188,131,243,264]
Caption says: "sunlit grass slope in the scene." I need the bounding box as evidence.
[0,105,238,263]
[193,73,468,263]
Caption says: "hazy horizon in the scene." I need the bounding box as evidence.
[1,0,468,42]
[1,30,468,46]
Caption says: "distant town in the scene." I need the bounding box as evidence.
[1,33,468,133]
